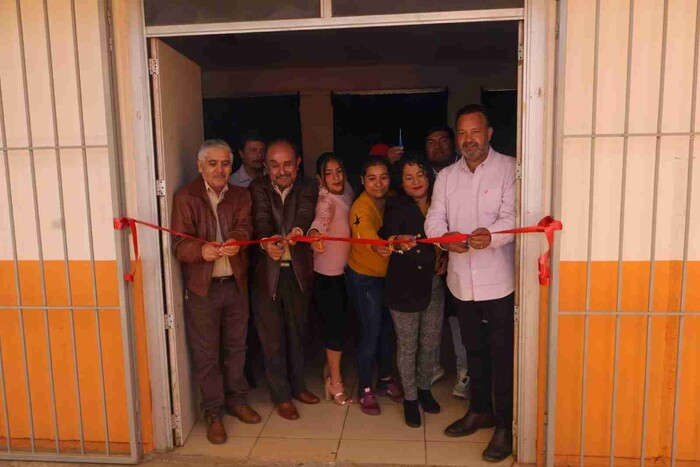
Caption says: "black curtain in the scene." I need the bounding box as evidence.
[203,94,303,171]
[332,91,448,185]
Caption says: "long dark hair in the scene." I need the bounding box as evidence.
[396,156,435,202]
[316,152,346,190]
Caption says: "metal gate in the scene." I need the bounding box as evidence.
[0,0,140,463]
[547,0,700,465]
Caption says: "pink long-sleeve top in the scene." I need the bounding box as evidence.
[309,184,354,276]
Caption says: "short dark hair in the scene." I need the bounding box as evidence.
[316,152,345,177]
[361,155,391,177]
[240,130,265,149]
[454,104,491,128]
[425,124,454,141]
[396,155,435,202]
[266,138,299,159]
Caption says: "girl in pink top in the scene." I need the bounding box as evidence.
[308,153,354,405]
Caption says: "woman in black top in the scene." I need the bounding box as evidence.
[383,157,446,428]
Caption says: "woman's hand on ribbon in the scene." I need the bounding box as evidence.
[308,229,325,253]
[371,243,393,258]
[392,234,418,253]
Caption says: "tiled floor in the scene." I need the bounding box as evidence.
[174,364,515,466]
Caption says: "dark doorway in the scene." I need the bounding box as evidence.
[481,88,517,158]
[203,94,303,171]
[332,90,448,186]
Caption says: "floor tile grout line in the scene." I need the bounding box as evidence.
[336,399,352,461]
[246,401,274,458]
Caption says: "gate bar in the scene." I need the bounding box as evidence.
[609,1,637,464]
[640,1,670,465]
[564,131,700,138]
[99,0,142,460]
[561,311,700,316]
[0,338,10,452]
[0,306,121,311]
[16,0,62,452]
[670,2,700,465]
[579,0,603,464]
[545,0,569,464]
[0,78,23,456]
[42,0,86,453]
[14,0,45,452]
[70,0,113,455]
[0,145,109,151]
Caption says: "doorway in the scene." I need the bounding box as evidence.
[333,90,448,183]
[148,20,522,465]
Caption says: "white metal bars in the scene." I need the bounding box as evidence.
[548,0,700,465]
[0,0,139,463]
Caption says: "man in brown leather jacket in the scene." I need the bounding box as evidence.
[171,139,261,445]
[249,139,320,420]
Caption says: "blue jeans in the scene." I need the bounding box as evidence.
[345,267,395,392]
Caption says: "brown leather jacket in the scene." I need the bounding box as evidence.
[171,176,253,297]
[249,175,318,298]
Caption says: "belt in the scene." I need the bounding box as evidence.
[211,275,234,284]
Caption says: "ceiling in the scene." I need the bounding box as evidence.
[162,21,519,71]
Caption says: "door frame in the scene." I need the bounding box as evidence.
[118,1,554,461]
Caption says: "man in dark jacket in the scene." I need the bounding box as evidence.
[249,139,320,420]
[171,139,261,445]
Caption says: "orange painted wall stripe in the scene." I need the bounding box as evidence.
[0,261,153,452]
[550,261,700,462]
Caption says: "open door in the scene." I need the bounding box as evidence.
[149,38,203,446]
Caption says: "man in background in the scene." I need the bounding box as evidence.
[424,124,469,400]
[230,131,266,188]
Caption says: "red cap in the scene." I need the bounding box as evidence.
[369,143,390,157]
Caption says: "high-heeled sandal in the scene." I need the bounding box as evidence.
[325,377,354,405]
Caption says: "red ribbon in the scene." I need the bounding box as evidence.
[114,216,562,285]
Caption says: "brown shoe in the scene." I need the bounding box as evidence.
[294,390,320,404]
[276,401,300,420]
[205,414,227,444]
[227,404,261,424]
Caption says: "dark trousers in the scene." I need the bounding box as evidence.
[346,267,395,391]
[184,279,249,417]
[454,292,514,429]
[253,267,309,404]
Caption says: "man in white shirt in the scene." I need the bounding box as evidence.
[425,105,516,462]
[230,131,266,188]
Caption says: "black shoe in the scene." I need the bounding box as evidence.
[403,399,421,428]
[483,427,513,462]
[444,411,496,437]
[417,389,441,414]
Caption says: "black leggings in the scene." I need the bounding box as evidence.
[313,272,349,351]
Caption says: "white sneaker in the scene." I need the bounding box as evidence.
[431,366,445,385]
[452,369,470,399]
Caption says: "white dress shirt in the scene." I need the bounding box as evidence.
[424,147,516,302]
[204,181,234,278]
